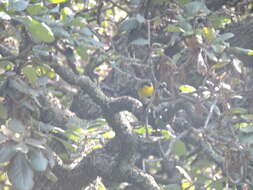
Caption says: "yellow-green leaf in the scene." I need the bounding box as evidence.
[23,66,38,86]
[172,140,186,156]
[0,103,8,120]
[247,51,253,56]
[47,0,69,4]
[27,2,45,16]
[22,16,55,43]
[179,85,196,93]
[202,27,215,42]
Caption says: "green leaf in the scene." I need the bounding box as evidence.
[133,126,153,134]
[210,179,225,190]
[0,145,16,163]
[27,2,46,16]
[210,62,229,70]
[178,0,190,6]
[0,60,14,71]
[130,38,149,46]
[81,27,93,36]
[202,27,215,42]
[192,159,214,170]
[164,184,181,190]
[210,15,231,28]
[166,25,185,33]
[19,16,55,43]
[240,126,253,133]
[205,50,218,62]
[230,107,248,115]
[216,33,234,42]
[8,153,34,190]
[102,131,115,139]
[0,103,8,120]
[179,85,196,93]
[118,17,139,32]
[172,140,186,156]
[52,27,70,38]
[28,150,48,171]
[179,22,193,33]
[8,0,29,11]
[56,138,77,152]
[239,133,253,143]
[211,44,226,53]
[44,170,58,182]
[47,0,69,4]
[60,7,73,23]
[7,119,26,133]
[25,138,46,149]
[22,66,38,87]
[184,1,210,17]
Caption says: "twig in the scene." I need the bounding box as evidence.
[203,96,218,129]
[0,43,33,62]
[107,0,129,13]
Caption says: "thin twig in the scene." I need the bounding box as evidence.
[107,0,129,13]
[0,43,33,62]
[203,96,218,129]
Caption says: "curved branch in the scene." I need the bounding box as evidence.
[50,60,145,120]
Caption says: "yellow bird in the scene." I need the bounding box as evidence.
[137,81,155,99]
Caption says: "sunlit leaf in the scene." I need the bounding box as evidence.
[102,131,115,139]
[166,25,185,33]
[210,62,229,70]
[230,107,248,115]
[133,126,152,134]
[18,16,55,43]
[23,66,38,87]
[27,2,46,16]
[202,27,216,42]
[179,85,196,93]
[247,51,253,55]
[47,0,69,4]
